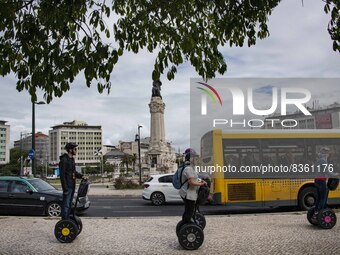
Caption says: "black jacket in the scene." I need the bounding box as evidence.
[59,153,83,192]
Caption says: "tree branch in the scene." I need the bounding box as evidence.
[15,0,35,13]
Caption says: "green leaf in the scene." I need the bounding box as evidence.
[4,0,330,101]
[152,70,160,81]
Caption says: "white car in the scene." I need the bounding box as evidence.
[46,175,58,179]
[142,174,182,205]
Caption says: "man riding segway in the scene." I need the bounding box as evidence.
[308,147,339,229]
[179,148,207,227]
[174,148,209,250]
[59,142,83,220]
[55,142,90,243]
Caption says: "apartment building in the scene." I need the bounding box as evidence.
[0,120,10,165]
[264,103,340,129]
[49,120,102,165]
[14,132,49,166]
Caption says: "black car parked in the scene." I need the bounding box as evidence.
[0,176,90,217]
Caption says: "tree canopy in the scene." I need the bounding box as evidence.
[0,148,28,175]
[0,0,339,102]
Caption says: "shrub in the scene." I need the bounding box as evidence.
[114,177,125,189]
[114,177,142,189]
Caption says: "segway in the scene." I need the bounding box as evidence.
[307,177,339,229]
[176,184,209,250]
[307,206,318,226]
[176,204,206,236]
[55,178,90,243]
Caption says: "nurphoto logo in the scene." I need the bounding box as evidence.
[196,80,312,129]
[199,83,312,116]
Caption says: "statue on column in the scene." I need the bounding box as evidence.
[152,80,162,99]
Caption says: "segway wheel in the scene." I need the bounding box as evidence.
[178,224,204,250]
[318,209,337,229]
[55,219,79,243]
[70,215,83,235]
[176,220,184,237]
[307,207,318,226]
[194,213,206,230]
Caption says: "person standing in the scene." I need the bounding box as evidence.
[179,148,207,225]
[59,142,83,219]
[314,147,331,212]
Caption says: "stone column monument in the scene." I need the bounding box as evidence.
[147,80,176,174]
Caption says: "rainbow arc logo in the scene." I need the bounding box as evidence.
[196,82,222,115]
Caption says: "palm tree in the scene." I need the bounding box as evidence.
[120,154,132,176]
[131,153,137,174]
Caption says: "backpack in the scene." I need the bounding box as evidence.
[172,164,188,189]
[327,178,339,191]
[197,185,210,204]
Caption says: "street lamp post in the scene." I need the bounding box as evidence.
[135,125,143,185]
[32,101,45,177]
[101,154,104,183]
[45,152,48,179]
[95,149,104,183]
[32,102,35,176]
[20,132,23,176]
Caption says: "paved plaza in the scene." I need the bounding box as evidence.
[1,212,339,255]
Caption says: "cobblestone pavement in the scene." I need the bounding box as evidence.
[1,212,340,255]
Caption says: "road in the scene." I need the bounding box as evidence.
[84,196,296,217]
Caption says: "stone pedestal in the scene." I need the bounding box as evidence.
[147,97,176,173]
[149,97,168,151]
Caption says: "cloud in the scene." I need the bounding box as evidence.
[254,85,274,95]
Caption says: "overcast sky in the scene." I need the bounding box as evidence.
[1,0,340,153]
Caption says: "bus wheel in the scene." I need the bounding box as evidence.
[299,187,317,211]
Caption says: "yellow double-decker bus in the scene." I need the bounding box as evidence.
[200,129,340,210]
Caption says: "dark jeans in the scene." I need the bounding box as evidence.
[61,187,75,219]
[315,179,328,211]
[182,197,196,224]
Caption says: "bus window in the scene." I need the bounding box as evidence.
[306,138,340,171]
[261,138,305,167]
[223,139,260,172]
[222,139,260,202]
